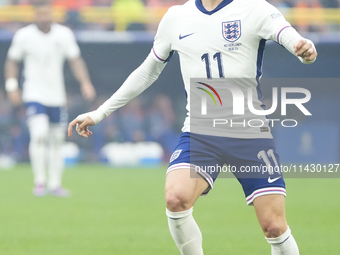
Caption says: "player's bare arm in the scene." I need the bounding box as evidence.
[4,57,21,105]
[294,38,318,63]
[69,56,96,101]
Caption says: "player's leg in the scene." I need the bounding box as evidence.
[166,168,209,212]
[47,106,69,197]
[27,112,49,196]
[165,168,209,255]
[47,123,69,196]
[226,137,299,254]
[254,194,299,255]
[165,132,221,255]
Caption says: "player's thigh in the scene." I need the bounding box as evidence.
[225,138,286,205]
[165,168,209,212]
[27,115,50,141]
[49,124,66,145]
[46,105,67,144]
[26,102,50,139]
[165,133,223,211]
[46,105,67,124]
[253,194,288,237]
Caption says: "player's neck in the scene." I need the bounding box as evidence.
[36,23,52,34]
[201,0,224,11]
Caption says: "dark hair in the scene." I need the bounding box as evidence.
[32,0,52,8]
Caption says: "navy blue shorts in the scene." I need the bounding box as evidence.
[167,132,286,205]
[25,102,67,124]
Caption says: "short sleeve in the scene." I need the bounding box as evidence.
[7,31,25,61]
[254,0,292,44]
[152,7,175,62]
[63,28,81,59]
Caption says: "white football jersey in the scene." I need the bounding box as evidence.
[8,23,81,107]
[152,0,295,139]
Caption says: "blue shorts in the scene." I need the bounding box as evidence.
[167,132,286,205]
[25,102,67,124]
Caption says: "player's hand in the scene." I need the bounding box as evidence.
[68,110,105,138]
[81,82,96,101]
[294,39,317,63]
[68,116,95,138]
[8,89,22,105]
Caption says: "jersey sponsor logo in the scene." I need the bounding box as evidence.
[179,33,195,40]
[268,176,281,183]
[170,149,182,163]
[271,13,282,20]
[222,20,241,43]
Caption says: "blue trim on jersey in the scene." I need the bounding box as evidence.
[277,26,291,44]
[153,48,165,62]
[195,0,233,15]
[256,39,266,104]
[153,48,174,63]
[165,50,175,63]
[256,39,266,79]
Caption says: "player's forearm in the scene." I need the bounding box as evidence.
[279,28,302,55]
[98,52,166,117]
[5,58,20,92]
[5,58,18,80]
[69,57,92,84]
[279,28,317,64]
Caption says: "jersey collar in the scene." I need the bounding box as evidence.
[195,0,233,15]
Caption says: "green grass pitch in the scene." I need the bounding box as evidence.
[0,164,339,255]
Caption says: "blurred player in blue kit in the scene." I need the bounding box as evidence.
[5,3,96,197]
[69,0,317,254]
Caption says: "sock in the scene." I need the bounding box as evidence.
[28,115,49,186]
[266,226,299,255]
[47,124,65,190]
[29,139,46,185]
[166,207,204,255]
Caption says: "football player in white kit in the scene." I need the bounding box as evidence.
[68,0,317,254]
[5,3,96,197]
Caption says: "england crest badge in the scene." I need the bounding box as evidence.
[222,20,241,42]
[170,149,182,163]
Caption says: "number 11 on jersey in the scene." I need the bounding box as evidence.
[201,52,225,79]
